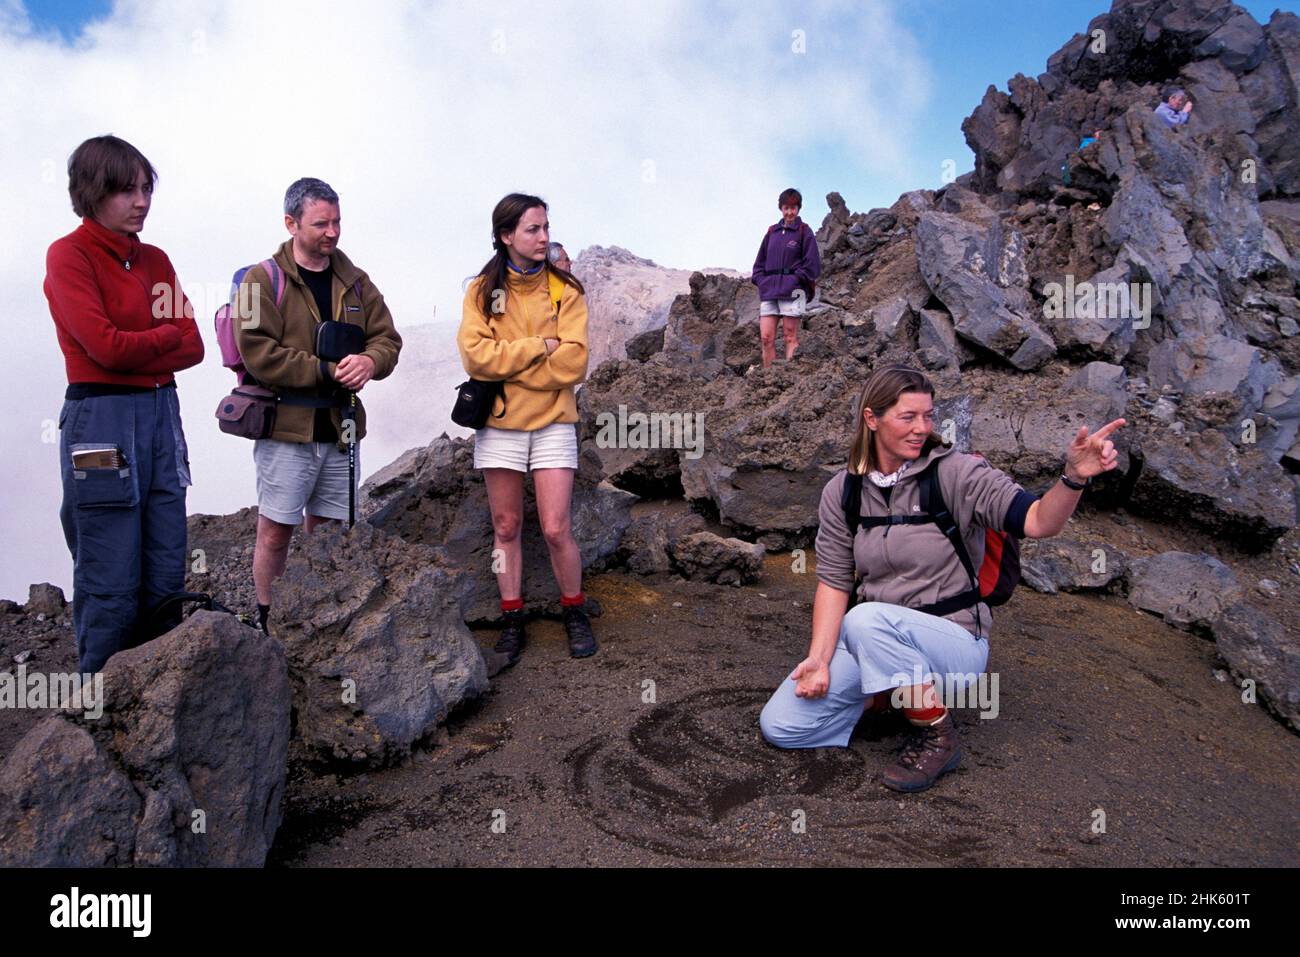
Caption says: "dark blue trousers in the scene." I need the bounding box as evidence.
[58,385,191,673]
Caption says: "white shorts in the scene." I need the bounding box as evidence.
[253,438,358,525]
[760,297,805,317]
[473,421,578,472]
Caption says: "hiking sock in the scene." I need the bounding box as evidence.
[257,603,271,633]
[560,591,585,608]
[902,705,948,727]
[500,597,524,614]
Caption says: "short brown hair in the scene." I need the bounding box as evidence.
[67,135,156,219]
[847,364,946,475]
[778,187,802,208]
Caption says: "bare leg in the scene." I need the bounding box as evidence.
[893,682,943,721]
[483,467,526,601]
[304,513,339,535]
[783,315,799,360]
[759,314,777,368]
[253,515,296,605]
[533,467,582,596]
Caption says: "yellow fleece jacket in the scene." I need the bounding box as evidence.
[457,266,589,432]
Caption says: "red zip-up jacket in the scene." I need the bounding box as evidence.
[44,217,204,386]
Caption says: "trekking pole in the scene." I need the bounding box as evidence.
[346,391,357,528]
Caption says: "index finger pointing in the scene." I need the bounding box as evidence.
[1092,418,1126,440]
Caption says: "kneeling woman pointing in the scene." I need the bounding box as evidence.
[760,365,1123,792]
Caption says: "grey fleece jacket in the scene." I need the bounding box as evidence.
[814,440,1038,641]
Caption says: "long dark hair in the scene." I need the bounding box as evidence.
[474,193,584,318]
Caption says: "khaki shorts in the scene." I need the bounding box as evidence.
[760,297,805,317]
[253,438,358,525]
[473,421,578,472]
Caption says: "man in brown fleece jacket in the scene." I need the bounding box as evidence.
[235,177,401,634]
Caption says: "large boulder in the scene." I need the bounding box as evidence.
[1019,538,1128,594]
[1125,551,1243,633]
[269,521,489,766]
[0,611,290,866]
[670,531,766,586]
[1212,600,1300,732]
[1129,426,1297,548]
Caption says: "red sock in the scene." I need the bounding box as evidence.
[902,705,947,726]
[500,598,524,613]
[560,592,585,607]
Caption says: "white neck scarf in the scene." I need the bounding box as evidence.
[868,460,910,488]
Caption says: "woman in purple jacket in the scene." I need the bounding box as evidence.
[759,365,1124,792]
[751,188,821,369]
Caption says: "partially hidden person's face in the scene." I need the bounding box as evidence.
[780,202,800,224]
[1169,94,1186,109]
[554,252,572,272]
[865,390,935,468]
[95,167,152,236]
[503,205,550,264]
[287,198,341,261]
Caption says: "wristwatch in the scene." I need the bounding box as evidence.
[1060,471,1090,490]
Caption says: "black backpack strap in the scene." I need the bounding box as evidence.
[840,471,863,537]
[918,457,984,636]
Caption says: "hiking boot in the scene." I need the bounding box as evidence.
[562,604,598,658]
[493,609,527,668]
[881,711,961,793]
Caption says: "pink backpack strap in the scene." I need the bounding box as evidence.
[260,258,286,307]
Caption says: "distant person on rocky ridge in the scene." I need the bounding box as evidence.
[751,187,821,369]
[458,193,596,665]
[547,242,572,273]
[235,177,402,635]
[759,365,1124,793]
[44,134,205,674]
[1154,88,1194,127]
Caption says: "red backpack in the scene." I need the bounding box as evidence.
[839,452,1022,636]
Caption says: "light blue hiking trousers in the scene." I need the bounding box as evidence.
[760,601,988,749]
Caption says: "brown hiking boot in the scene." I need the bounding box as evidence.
[881,711,961,793]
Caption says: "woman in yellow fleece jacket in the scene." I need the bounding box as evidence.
[458,193,594,665]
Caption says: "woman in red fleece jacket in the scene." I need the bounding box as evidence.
[45,135,204,673]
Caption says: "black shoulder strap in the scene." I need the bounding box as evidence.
[840,470,863,537]
[920,457,978,588]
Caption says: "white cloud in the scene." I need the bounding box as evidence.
[0,0,931,598]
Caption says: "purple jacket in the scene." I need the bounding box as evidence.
[751,218,821,301]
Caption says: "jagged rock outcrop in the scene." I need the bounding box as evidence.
[23,583,66,619]
[1212,601,1300,731]
[572,244,740,368]
[0,611,289,866]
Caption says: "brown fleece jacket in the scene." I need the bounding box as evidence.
[235,241,401,446]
